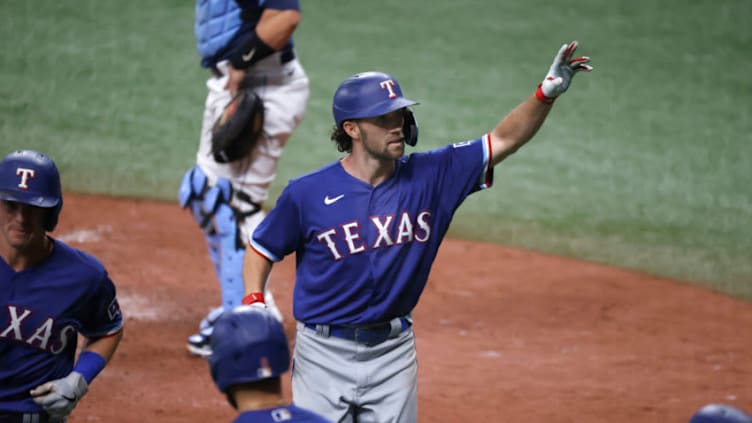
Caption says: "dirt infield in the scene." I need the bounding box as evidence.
[59,193,751,423]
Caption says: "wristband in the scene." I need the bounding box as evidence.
[73,351,107,384]
[242,292,266,305]
[229,31,275,69]
[534,84,555,104]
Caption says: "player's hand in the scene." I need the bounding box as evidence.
[30,371,89,420]
[225,63,247,98]
[536,41,593,104]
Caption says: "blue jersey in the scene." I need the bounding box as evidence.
[251,135,494,325]
[195,0,300,68]
[0,239,123,413]
[234,404,331,422]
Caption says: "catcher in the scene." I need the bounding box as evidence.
[178,0,310,358]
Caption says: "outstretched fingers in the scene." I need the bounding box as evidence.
[569,56,593,72]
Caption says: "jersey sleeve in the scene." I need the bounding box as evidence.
[78,270,123,338]
[420,134,493,210]
[250,183,302,262]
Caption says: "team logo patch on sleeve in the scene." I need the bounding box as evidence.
[108,298,122,320]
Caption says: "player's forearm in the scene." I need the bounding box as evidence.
[243,248,274,294]
[489,95,552,166]
[256,9,301,50]
[81,329,123,363]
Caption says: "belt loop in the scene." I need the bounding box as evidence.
[315,324,330,337]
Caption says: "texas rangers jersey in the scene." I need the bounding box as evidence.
[0,239,123,413]
[234,405,331,422]
[251,135,494,325]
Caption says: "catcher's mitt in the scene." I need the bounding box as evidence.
[211,89,264,163]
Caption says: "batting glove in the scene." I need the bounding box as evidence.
[30,371,88,420]
[535,40,593,104]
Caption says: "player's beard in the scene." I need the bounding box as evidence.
[360,129,405,161]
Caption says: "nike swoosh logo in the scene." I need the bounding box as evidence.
[324,194,344,205]
[62,394,78,402]
[242,48,256,62]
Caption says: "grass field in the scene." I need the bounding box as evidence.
[1,0,750,298]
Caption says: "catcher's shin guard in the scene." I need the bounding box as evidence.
[213,200,246,309]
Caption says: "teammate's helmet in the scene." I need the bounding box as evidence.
[689,404,752,423]
[0,150,63,231]
[332,71,418,127]
[208,306,290,392]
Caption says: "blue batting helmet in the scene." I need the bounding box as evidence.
[689,404,752,423]
[332,71,418,127]
[332,71,420,146]
[208,306,290,392]
[0,150,63,231]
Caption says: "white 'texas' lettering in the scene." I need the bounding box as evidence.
[0,306,32,340]
[317,228,342,260]
[371,215,395,248]
[0,305,75,354]
[316,210,434,259]
[342,222,366,254]
[26,318,54,349]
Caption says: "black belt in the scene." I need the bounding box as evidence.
[210,49,295,76]
[304,317,411,346]
[280,47,295,64]
[0,413,51,423]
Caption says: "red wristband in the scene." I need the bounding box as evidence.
[242,292,265,305]
[535,84,555,104]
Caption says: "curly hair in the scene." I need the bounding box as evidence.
[330,125,353,153]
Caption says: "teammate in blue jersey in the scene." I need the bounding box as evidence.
[0,150,124,422]
[181,0,310,357]
[689,404,752,423]
[240,41,593,421]
[208,305,331,422]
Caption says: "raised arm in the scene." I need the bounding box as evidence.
[489,41,592,167]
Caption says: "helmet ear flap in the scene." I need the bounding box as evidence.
[45,201,63,232]
[403,107,419,147]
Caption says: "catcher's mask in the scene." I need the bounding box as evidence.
[0,150,63,232]
[689,404,752,423]
[332,71,419,146]
[208,306,290,393]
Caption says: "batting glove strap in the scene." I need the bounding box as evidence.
[241,292,266,305]
[535,83,555,104]
[30,371,89,419]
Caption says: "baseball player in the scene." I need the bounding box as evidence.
[689,404,752,423]
[208,305,331,422]
[0,150,124,422]
[179,0,310,357]
[239,41,592,421]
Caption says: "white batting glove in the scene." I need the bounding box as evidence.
[30,371,88,420]
[535,40,593,104]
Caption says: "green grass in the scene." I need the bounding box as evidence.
[1,0,750,298]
